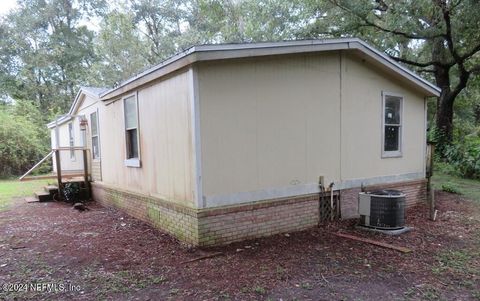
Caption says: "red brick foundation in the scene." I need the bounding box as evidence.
[92,179,427,246]
[197,195,319,246]
[340,179,427,219]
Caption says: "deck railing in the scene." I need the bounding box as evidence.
[19,151,54,181]
[19,147,91,201]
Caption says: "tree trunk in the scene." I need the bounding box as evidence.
[432,47,454,149]
[436,92,454,145]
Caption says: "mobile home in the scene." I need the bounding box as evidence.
[49,38,440,246]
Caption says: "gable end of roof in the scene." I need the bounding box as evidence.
[99,38,440,100]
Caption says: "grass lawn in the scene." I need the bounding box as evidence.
[432,170,480,203]
[0,179,52,211]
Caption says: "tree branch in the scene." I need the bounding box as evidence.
[330,0,445,40]
[418,69,436,73]
[389,55,435,67]
[438,0,462,62]
[460,43,480,61]
[388,54,451,68]
[356,22,441,40]
[449,69,470,100]
[469,64,480,75]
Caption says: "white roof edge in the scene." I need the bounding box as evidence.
[47,86,106,128]
[349,40,440,96]
[47,115,72,129]
[99,38,440,99]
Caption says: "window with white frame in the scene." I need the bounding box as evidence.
[123,94,140,167]
[382,92,403,157]
[90,111,100,160]
[68,122,75,160]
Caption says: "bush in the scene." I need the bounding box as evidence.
[434,161,459,176]
[443,135,480,179]
[0,103,50,177]
[441,182,462,194]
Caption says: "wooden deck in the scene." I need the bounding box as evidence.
[20,173,85,182]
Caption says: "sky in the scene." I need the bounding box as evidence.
[0,0,17,16]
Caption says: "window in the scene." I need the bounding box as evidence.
[123,94,140,167]
[90,111,100,160]
[382,92,403,157]
[68,122,75,160]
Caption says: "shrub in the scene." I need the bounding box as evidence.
[0,103,50,177]
[441,182,462,194]
[443,135,480,179]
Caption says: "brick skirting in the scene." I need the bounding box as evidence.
[340,179,428,219]
[92,179,427,246]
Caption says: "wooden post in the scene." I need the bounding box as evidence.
[329,183,335,221]
[55,149,62,201]
[83,149,90,200]
[426,142,436,221]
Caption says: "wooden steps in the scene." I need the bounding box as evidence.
[34,191,52,202]
[29,185,59,203]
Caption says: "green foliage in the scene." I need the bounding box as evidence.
[443,135,480,179]
[63,182,81,203]
[432,170,480,203]
[434,161,458,176]
[90,9,150,86]
[0,0,106,113]
[0,101,50,177]
[441,182,462,194]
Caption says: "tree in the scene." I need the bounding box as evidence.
[0,101,49,177]
[131,0,187,64]
[90,9,150,86]
[305,0,480,150]
[0,0,106,114]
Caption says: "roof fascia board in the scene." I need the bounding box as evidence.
[81,89,103,99]
[100,53,198,101]
[99,38,440,100]
[100,41,352,101]
[349,40,440,97]
[67,89,84,115]
[47,115,73,129]
[67,88,100,115]
[195,42,349,61]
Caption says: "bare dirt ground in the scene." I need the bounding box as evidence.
[0,191,479,301]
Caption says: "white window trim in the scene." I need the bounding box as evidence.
[90,109,101,162]
[68,122,76,162]
[381,91,404,158]
[122,92,141,168]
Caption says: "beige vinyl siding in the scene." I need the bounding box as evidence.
[51,119,84,173]
[91,161,102,181]
[198,52,342,197]
[198,51,427,202]
[340,52,426,180]
[51,93,104,181]
[100,70,196,207]
[76,94,104,182]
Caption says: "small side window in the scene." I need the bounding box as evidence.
[382,92,403,158]
[68,122,75,160]
[123,94,140,167]
[90,111,100,160]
